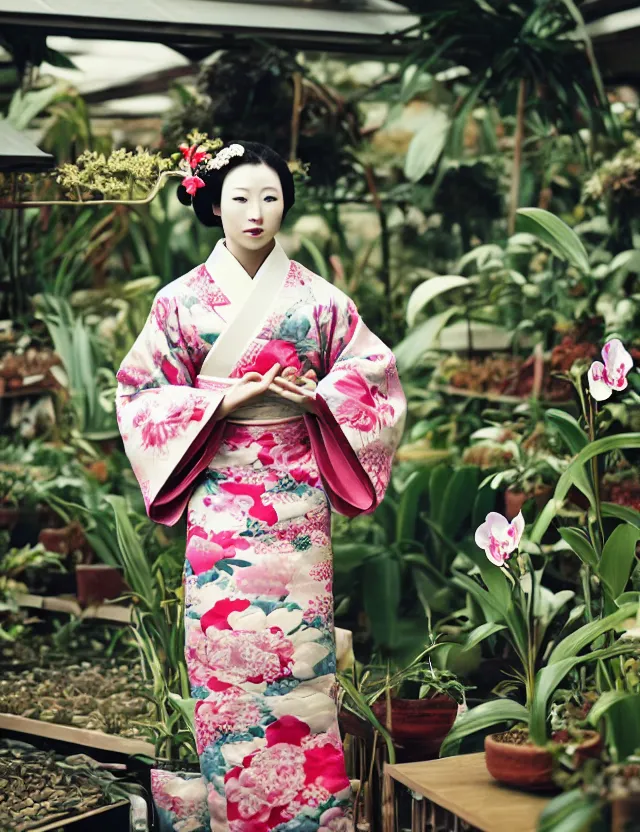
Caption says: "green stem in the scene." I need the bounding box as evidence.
[587,395,605,550]
[581,564,593,623]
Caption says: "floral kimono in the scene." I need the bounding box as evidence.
[115,238,406,832]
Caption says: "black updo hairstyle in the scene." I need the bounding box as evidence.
[176,140,295,228]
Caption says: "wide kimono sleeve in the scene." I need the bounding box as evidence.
[115,289,230,526]
[304,288,406,517]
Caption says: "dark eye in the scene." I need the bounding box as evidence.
[264,195,278,203]
[233,196,247,203]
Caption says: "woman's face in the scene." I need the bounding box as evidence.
[214,162,284,252]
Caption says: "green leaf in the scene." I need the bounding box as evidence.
[529,657,583,745]
[439,466,479,540]
[537,789,602,832]
[299,237,329,280]
[362,552,402,652]
[429,463,453,532]
[167,693,196,737]
[601,501,640,529]
[599,523,640,601]
[452,572,503,623]
[461,622,507,653]
[406,275,469,327]
[530,434,640,543]
[472,486,497,530]
[396,468,432,542]
[588,692,640,763]
[515,208,589,273]
[544,409,589,455]
[439,698,529,757]
[404,109,450,183]
[547,603,639,665]
[558,528,598,570]
[394,306,462,371]
[337,673,395,763]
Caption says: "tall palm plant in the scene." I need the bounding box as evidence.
[400,0,615,231]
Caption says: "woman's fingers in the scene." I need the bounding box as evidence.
[273,376,316,398]
[268,383,302,403]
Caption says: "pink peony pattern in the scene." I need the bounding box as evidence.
[115,253,406,829]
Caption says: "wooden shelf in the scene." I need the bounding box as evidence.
[386,753,550,832]
[0,384,58,399]
[16,593,132,623]
[30,800,130,832]
[0,712,154,756]
[430,383,573,407]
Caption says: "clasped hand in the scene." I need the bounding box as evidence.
[217,364,318,418]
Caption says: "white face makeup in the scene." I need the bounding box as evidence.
[214,162,284,255]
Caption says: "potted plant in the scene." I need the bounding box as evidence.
[471,425,567,520]
[108,496,209,832]
[361,650,467,763]
[440,508,639,790]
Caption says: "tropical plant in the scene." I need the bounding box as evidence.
[33,294,118,440]
[333,460,498,665]
[107,496,195,761]
[440,510,639,755]
[398,0,614,231]
[531,335,640,620]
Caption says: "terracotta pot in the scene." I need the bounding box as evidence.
[0,506,19,530]
[338,705,372,741]
[371,696,458,762]
[76,564,127,606]
[504,485,554,521]
[485,730,602,790]
[611,795,640,832]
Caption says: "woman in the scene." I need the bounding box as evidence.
[116,139,406,831]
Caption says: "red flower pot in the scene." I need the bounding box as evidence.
[485,730,602,790]
[76,564,127,607]
[371,696,458,762]
[0,506,19,530]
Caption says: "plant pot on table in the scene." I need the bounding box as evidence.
[0,505,19,530]
[484,729,602,791]
[76,564,127,606]
[371,696,458,762]
[504,484,554,521]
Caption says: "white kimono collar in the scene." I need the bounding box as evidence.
[198,236,291,380]
[204,237,290,310]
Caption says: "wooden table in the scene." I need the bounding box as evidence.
[385,753,551,832]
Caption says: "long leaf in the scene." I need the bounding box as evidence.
[537,789,602,832]
[461,622,507,653]
[404,108,450,182]
[439,698,529,757]
[406,275,469,327]
[588,692,640,762]
[439,465,479,541]
[558,528,598,571]
[547,603,638,665]
[515,208,589,273]
[601,501,640,529]
[396,468,432,542]
[531,434,640,542]
[394,306,462,371]
[544,409,589,455]
[599,523,640,601]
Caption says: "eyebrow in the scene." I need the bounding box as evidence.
[230,186,279,192]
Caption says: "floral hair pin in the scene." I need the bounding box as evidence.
[176,132,225,196]
[206,144,245,170]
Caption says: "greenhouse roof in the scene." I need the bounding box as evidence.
[0,0,418,53]
[0,120,54,172]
